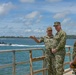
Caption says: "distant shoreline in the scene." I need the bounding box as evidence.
[0,35,76,39]
[66,35,76,39]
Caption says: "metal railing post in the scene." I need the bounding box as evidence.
[42,49,46,75]
[12,50,16,75]
[29,50,33,75]
[68,47,71,62]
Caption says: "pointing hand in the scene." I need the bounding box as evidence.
[30,36,35,39]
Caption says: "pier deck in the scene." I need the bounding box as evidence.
[64,70,73,75]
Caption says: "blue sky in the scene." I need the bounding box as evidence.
[0,0,76,37]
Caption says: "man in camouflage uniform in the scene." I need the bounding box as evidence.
[72,42,76,60]
[52,22,66,75]
[70,42,76,68]
[30,27,56,75]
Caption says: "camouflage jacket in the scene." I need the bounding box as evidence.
[54,29,66,52]
[72,42,76,59]
[40,35,54,50]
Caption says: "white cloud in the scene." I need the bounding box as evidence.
[20,0,35,3]
[24,11,42,25]
[61,18,76,35]
[0,2,15,15]
[7,11,42,26]
[25,29,32,32]
[35,15,43,23]
[41,2,76,15]
[34,29,44,33]
[62,18,71,24]
[25,11,40,19]
[46,0,62,2]
[53,11,70,19]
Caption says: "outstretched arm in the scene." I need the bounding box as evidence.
[30,36,41,43]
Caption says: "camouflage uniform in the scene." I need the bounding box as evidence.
[70,42,76,68]
[72,42,76,59]
[40,35,56,75]
[54,29,66,75]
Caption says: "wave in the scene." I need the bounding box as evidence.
[0,44,45,47]
[11,44,45,47]
[0,44,10,46]
[0,44,72,48]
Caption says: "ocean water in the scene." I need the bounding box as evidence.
[0,38,76,75]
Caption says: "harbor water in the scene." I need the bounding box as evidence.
[0,38,75,75]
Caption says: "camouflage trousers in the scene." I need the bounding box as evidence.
[45,50,56,75]
[54,54,65,75]
[45,50,65,75]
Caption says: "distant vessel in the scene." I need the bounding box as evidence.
[0,42,12,46]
